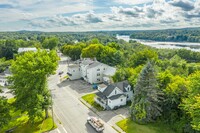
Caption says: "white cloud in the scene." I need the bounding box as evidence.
[0,0,94,22]
[0,0,199,31]
[114,0,153,5]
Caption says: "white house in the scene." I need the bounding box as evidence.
[18,47,37,53]
[95,80,133,110]
[67,64,81,80]
[67,58,116,84]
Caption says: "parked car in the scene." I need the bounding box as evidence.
[87,116,104,132]
[58,71,64,75]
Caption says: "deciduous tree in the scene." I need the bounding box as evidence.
[181,71,200,131]
[0,96,11,128]
[9,50,59,121]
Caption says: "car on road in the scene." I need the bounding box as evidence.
[58,71,64,75]
[87,116,104,132]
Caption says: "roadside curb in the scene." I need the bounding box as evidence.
[112,125,126,133]
[79,98,100,116]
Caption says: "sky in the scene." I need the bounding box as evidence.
[0,0,199,31]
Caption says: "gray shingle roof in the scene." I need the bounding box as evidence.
[112,80,130,92]
[96,92,107,100]
[81,60,94,65]
[96,80,131,100]
[87,61,102,69]
[68,64,79,68]
[102,84,115,97]
[109,94,126,100]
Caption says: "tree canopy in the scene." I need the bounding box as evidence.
[9,50,59,121]
[0,96,11,128]
[181,71,200,131]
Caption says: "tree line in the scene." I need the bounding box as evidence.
[130,28,200,42]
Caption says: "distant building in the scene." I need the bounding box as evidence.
[18,47,37,53]
[95,80,133,110]
[0,75,8,86]
[67,58,116,84]
[0,68,11,86]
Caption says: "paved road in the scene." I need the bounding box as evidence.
[48,61,117,133]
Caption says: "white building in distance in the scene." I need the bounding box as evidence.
[18,47,37,53]
[0,68,11,86]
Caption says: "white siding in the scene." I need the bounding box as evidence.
[67,67,81,80]
[125,91,133,101]
[86,64,108,84]
[69,59,116,84]
[124,85,131,91]
[107,96,126,109]
[81,65,87,80]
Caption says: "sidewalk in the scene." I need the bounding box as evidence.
[48,110,67,133]
[108,115,126,133]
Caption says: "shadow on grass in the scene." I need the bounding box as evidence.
[1,113,57,133]
[82,93,104,111]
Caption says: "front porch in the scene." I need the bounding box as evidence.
[95,91,109,110]
[95,97,107,109]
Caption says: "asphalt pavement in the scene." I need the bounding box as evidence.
[48,59,117,133]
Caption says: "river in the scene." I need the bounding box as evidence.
[116,35,200,52]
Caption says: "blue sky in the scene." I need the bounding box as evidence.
[0,0,199,31]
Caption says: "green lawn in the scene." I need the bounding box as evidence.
[82,93,104,111]
[12,116,57,133]
[116,118,176,133]
[1,98,57,133]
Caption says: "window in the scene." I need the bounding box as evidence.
[115,90,117,94]
[127,95,129,98]
[121,99,123,102]
[97,68,100,71]
[73,70,75,72]
[97,73,100,76]
[103,68,106,70]
[97,78,100,81]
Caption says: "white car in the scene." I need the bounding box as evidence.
[87,116,104,132]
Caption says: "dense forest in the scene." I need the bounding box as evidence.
[130,28,200,42]
[0,30,200,132]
